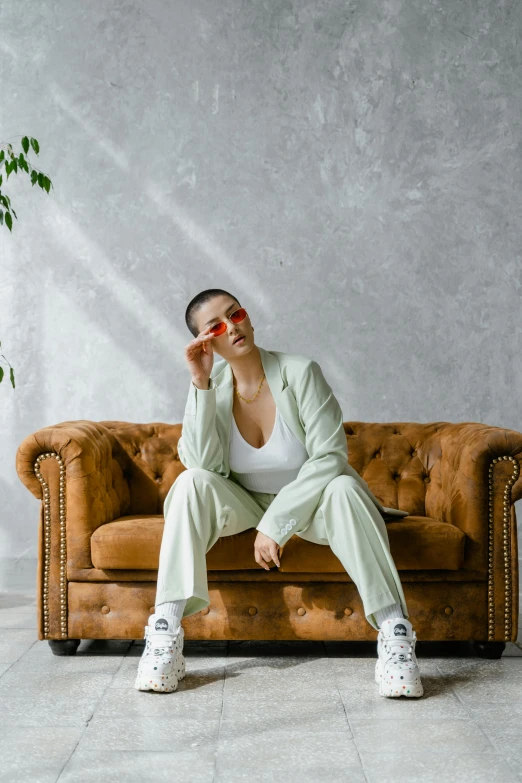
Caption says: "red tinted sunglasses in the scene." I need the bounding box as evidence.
[208,307,248,336]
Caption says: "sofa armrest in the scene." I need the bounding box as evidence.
[425,422,522,642]
[16,420,132,640]
[16,420,130,570]
[427,423,522,556]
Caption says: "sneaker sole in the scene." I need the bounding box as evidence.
[378,678,424,697]
[134,653,186,693]
[375,658,423,698]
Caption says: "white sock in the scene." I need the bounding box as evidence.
[155,599,187,629]
[375,601,404,627]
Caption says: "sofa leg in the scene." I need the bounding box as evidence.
[48,639,81,656]
[473,641,506,659]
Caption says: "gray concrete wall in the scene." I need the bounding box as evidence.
[1,1,521,622]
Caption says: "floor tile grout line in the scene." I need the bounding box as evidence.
[0,634,42,680]
[326,640,369,783]
[53,639,134,782]
[433,662,520,759]
[433,658,477,710]
[211,640,228,783]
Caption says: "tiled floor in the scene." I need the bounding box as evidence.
[1,591,522,783]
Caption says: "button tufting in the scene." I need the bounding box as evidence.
[155,476,162,482]
[101,605,110,614]
[201,606,210,615]
[424,476,430,482]
[445,606,453,615]
[149,607,155,613]
[297,607,306,616]
[375,452,381,458]
[248,607,257,615]
[344,607,353,616]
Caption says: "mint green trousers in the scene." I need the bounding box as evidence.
[155,469,409,631]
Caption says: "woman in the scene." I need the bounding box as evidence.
[135,288,424,698]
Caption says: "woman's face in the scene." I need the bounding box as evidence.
[196,295,254,359]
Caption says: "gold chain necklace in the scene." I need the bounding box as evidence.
[233,372,265,403]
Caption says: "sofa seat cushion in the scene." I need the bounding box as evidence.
[91,515,466,572]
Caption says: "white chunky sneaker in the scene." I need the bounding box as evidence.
[134,613,186,693]
[375,616,423,698]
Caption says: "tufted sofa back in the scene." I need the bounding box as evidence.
[16,417,522,577]
[97,419,454,520]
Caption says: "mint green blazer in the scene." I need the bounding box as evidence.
[177,345,408,547]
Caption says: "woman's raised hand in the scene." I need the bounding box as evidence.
[184,327,216,386]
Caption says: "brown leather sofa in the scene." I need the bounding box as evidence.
[15,419,522,658]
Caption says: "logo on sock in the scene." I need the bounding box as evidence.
[155,618,169,631]
[393,623,408,636]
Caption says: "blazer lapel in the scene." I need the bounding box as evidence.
[259,346,307,446]
[210,345,307,476]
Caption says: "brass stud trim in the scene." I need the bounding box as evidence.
[488,456,519,641]
[33,452,67,639]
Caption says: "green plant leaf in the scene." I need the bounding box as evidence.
[18,153,29,173]
[37,172,44,187]
[0,366,4,383]
[30,137,40,154]
[5,212,12,231]
[0,150,4,163]
[21,136,30,154]
[0,210,3,225]
[31,170,38,185]
[43,176,51,193]
[10,367,15,388]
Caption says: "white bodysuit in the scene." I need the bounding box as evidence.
[229,405,309,493]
